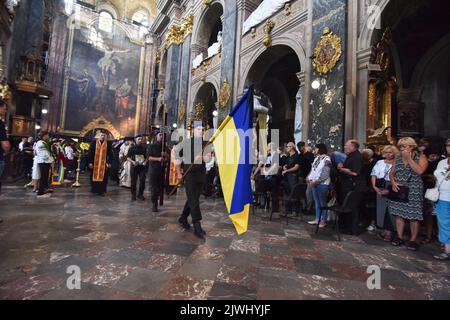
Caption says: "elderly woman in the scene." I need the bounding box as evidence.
[389,137,428,251]
[371,145,398,241]
[433,139,450,260]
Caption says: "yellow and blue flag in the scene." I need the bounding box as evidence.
[209,88,254,235]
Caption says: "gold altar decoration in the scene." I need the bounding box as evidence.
[219,79,231,108]
[0,79,12,101]
[79,116,121,139]
[155,52,161,64]
[312,28,342,75]
[178,100,186,121]
[263,20,275,47]
[165,15,194,49]
[194,102,205,121]
[203,0,212,6]
[368,82,376,117]
[375,28,392,73]
[365,127,395,154]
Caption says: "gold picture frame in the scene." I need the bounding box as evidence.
[313,28,342,75]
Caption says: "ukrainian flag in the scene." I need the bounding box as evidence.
[209,88,254,235]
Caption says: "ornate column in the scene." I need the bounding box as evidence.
[309,0,347,149]
[178,34,192,129]
[218,0,238,123]
[294,71,306,145]
[355,48,372,143]
[164,43,182,128]
[45,13,68,132]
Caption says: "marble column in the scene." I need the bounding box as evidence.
[294,71,306,145]
[309,0,347,150]
[7,0,32,81]
[139,39,155,135]
[44,14,68,132]
[164,44,182,127]
[355,48,372,143]
[23,0,44,52]
[218,0,238,123]
[178,35,192,128]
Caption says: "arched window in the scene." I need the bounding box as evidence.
[132,10,150,38]
[99,11,113,33]
[88,27,104,49]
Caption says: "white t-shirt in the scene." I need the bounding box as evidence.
[35,140,53,164]
[19,141,25,151]
[371,160,393,181]
[307,155,331,185]
[434,158,450,202]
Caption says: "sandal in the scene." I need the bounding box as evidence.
[433,253,450,261]
[391,237,404,247]
[421,238,433,245]
[407,242,419,251]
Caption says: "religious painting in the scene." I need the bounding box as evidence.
[62,16,143,137]
[397,101,424,136]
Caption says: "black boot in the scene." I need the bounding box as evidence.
[152,202,159,212]
[178,216,190,230]
[193,222,206,239]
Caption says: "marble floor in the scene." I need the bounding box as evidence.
[0,177,449,300]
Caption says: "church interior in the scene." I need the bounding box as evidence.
[0,0,449,302]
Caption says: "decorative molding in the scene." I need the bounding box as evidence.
[263,20,275,47]
[79,116,121,139]
[164,14,194,49]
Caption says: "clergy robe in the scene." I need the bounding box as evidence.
[88,139,113,194]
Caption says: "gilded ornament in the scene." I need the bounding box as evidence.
[178,100,186,121]
[312,28,342,75]
[164,15,194,49]
[219,79,231,108]
[263,20,275,47]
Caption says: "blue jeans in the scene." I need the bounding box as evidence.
[312,184,330,222]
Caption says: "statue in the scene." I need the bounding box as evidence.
[294,86,303,145]
[192,53,204,69]
[207,31,223,58]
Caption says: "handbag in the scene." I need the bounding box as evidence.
[387,185,410,202]
[375,178,386,188]
[387,171,411,203]
[425,170,450,202]
[375,165,391,188]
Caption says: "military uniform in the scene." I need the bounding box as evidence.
[178,135,208,238]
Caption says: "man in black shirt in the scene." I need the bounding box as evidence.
[297,141,314,180]
[337,139,365,233]
[282,142,301,214]
[176,122,210,239]
[127,135,148,201]
[148,131,166,212]
[0,101,11,199]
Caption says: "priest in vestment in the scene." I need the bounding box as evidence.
[88,131,113,196]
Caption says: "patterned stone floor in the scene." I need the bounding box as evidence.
[0,177,449,300]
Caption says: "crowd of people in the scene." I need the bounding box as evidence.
[252,137,450,260]
[1,98,450,258]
